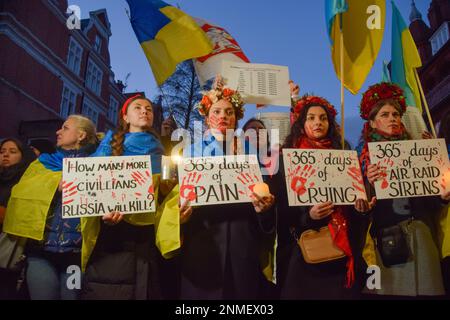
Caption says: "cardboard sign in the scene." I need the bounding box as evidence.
[178,155,263,206]
[62,156,155,219]
[282,149,367,206]
[368,139,450,200]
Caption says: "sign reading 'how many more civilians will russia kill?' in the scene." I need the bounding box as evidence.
[62,156,156,219]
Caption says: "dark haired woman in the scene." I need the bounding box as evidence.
[358,82,449,297]
[0,138,35,299]
[81,95,179,300]
[271,90,373,300]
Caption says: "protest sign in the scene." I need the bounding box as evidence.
[282,149,367,206]
[178,155,263,206]
[368,139,450,199]
[62,155,155,218]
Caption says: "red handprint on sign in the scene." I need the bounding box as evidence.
[130,170,154,195]
[62,180,78,205]
[288,165,316,196]
[377,158,394,190]
[180,172,204,201]
[347,166,366,194]
[131,170,151,186]
[237,172,260,196]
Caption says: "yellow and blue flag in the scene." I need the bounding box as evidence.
[126,0,213,85]
[391,1,422,111]
[325,0,386,94]
[3,158,61,240]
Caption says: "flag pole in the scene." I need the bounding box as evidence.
[339,14,345,149]
[413,69,437,138]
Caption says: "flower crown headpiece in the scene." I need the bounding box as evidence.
[196,76,245,120]
[290,94,337,124]
[359,82,406,120]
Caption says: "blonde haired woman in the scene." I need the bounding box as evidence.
[3,115,98,300]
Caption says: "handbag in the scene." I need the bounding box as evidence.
[376,224,410,267]
[297,227,346,264]
[0,232,27,272]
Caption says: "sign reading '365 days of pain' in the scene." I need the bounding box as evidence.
[62,156,155,219]
[178,155,264,206]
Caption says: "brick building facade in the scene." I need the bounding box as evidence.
[0,0,135,143]
[409,0,450,130]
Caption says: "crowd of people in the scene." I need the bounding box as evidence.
[0,78,449,300]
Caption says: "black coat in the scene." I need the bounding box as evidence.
[180,202,275,299]
[269,158,368,300]
[81,222,162,300]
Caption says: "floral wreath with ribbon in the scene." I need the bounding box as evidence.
[196,76,245,120]
[359,82,406,120]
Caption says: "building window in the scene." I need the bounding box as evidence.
[108,96,119,123]
[60,86,77,118]
[86,59,103,96]
[94,35,102,54]
[67,38,82,75]
[430,23,449,55]
[82,101,99,126]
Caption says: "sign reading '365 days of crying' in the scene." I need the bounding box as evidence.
[282,149,367,206]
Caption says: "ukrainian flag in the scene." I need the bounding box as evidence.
[126,0,213,85]
[3,158,61,240]
[391,1,422,111]
[326,0,386,94]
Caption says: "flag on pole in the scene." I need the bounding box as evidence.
[391,1,422,111]
[325,0,386,94]
[193,18,250,86]
[126,0,213,85]
[382,60,391,82]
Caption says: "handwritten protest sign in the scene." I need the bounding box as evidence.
[62,156,155,219]
[282,149,367,206]
[178,155,263,206]
[368,139,450,200]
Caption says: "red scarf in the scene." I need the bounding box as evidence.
[359,122,409,176]
[296,135,355,288]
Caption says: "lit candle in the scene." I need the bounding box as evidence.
[161,155,182,181]
[253,182,271,198]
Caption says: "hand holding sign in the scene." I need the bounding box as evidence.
[309,202,334,220]
[102,211,124,226]
[179,199,193,224]
[354,196,377,214]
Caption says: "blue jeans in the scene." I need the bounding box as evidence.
[26,251,81,300]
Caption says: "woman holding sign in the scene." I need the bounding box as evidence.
[271,92,373,300]
[178,76,276,300]
[358,82,450,297]
[2,115,98,300]
[81,95,179,300]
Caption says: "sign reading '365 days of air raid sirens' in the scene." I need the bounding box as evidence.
[369,139,450,200]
